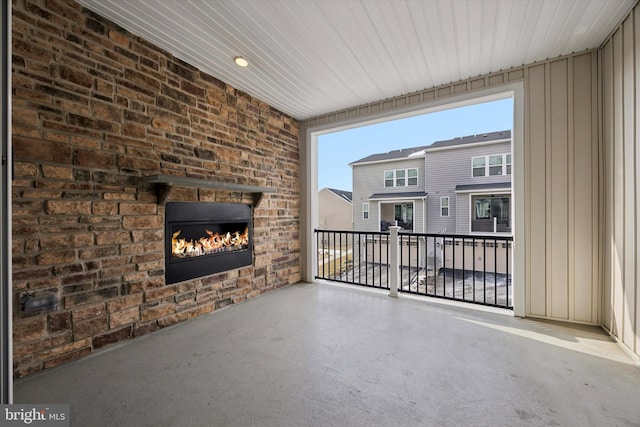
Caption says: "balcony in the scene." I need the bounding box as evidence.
[13,282,640,426]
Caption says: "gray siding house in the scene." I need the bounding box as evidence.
[425,130,512,235]
[350,147,428,232]
[350,130,511,235]
[349,131,512,273]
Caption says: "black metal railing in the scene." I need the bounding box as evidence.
[314,229,513,309]
[316,229,390,290]
[398,232,513,309]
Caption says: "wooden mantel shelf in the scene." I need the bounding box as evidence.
[143,174,276,206]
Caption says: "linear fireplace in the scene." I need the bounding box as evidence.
[165,202,253,284]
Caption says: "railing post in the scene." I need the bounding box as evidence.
[389,225,400,298]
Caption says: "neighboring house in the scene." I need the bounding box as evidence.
[425,130,511,235]
[350,130,511,235]
[350,146,428,233]
[350,130,512,273]
[318,188,353,230]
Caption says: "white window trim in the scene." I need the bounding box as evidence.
[383,168,419,188]
[472,153,512,177]
[472,156,486,177]
[395,169,406,187]
[488,154,503,176]
[362,202,369,220]
[440,196,449,217]
[384,170,394,188]
[407,168,418,186]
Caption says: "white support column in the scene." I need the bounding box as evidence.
[298,124,318,283]
[512,85,526,317]
[389,226,401,298]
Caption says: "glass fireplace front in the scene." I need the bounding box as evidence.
[165,202,252,284]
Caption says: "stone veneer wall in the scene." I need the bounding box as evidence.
[11,0,300,377]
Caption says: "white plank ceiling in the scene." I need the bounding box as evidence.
[78,0,635,120]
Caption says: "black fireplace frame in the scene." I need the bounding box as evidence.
[164,202,253,284]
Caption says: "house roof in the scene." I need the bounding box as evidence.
[326,188,353,203]
[426,130,511,151]
[77,1,635,120]
[369,192,428,200]
[350,129,511,166]
[350,146,429,166]
[455,182,512,192]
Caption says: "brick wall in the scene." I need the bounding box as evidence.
[11,0,300,377]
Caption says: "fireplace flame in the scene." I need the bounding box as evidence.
[172,227,249,258]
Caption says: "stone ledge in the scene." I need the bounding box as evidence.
[142,174,276,206]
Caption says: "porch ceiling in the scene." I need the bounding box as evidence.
[77,0,635,120]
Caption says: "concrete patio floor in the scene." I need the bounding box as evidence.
[14,282,640,426]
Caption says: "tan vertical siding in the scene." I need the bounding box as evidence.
[602,40,614,333]
[524,53,600,324]
[622,15,636,349]
[636,6,640,358]
[602,6,640,357]
[614,25,626,341]
[572,53,599,323]
[550,59,570,319]
[526,64,548,317]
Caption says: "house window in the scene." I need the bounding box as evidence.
[489,155,503,176]
[472,154,511,177]
[384,168,418,187]
[384,171,394,187]
[362,203,369,220]
[440,197,449,217]
[472,157,486,177]
[407,168,418,186]
[471,195,511,232]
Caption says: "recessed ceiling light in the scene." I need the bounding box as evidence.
[234,56,249,67]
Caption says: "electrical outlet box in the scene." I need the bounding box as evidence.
[22,293,57,313]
